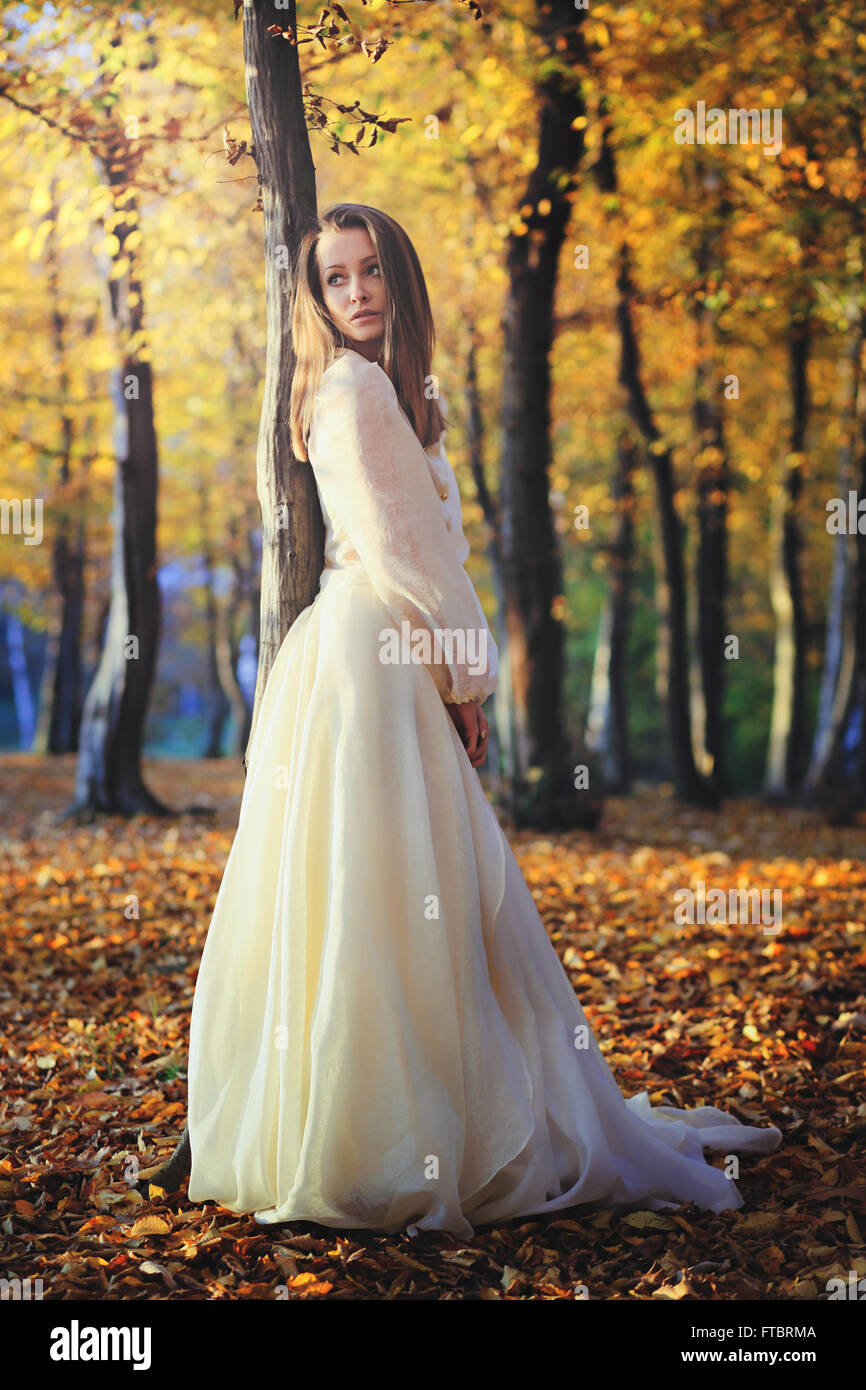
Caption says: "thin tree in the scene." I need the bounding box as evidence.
[594,103,716,804]
[498,0,596,829]
[31,193,89,756]
[238,0,320,768]
[764,306,811,800]
[1,25,171,815]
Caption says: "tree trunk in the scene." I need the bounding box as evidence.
[4,605,36,748]
[144,0,322,1193]
[69,143,169,818]
[840,408,866,813]
[215,580,250,760]
[498,0,596,829]
[765,313,810,799]
[804,308,863,799]
[810,310,866,821]
[32,602,61,754]
[585,432,635,792]
[241,0,321,772]
[232,525,261,758]
[222,330,261,759]
[692,208,730,794]
[32,197,85,756]
[829,435,866,821]
[201,542,231,760]
[463,329,504,800]
[595,114,715,805]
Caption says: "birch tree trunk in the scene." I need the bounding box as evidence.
[808,310,866,820]
[804,308,863,797]
[765,313,810,799]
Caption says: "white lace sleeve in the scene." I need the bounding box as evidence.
[309,355,498,704]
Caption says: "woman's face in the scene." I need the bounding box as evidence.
[316,226,386,358]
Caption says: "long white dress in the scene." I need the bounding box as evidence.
[186,347,782,1237]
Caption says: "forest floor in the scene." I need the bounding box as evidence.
[1,752,864,1301]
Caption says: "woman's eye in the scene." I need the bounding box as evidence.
[326,265,377,286]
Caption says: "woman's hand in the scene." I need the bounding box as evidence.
[445,699,489,768]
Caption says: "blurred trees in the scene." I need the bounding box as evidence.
[0,0,863,821]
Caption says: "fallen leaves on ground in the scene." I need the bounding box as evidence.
[0,755,864,1300]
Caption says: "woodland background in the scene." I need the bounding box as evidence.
[0,0,864,1305]
[0,0,864,823]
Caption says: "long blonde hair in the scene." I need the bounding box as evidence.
[289,203,446,462]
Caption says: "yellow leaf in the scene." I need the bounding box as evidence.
[130,1215,171,1237]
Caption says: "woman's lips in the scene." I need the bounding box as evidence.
[352,311,379,320]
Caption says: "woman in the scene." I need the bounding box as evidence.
[184,203,781,1237]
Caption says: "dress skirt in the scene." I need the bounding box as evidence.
[186,566,782,1237]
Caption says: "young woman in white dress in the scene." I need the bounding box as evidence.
[183,203,781,1237]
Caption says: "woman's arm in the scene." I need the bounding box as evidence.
[309,354,498,706]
